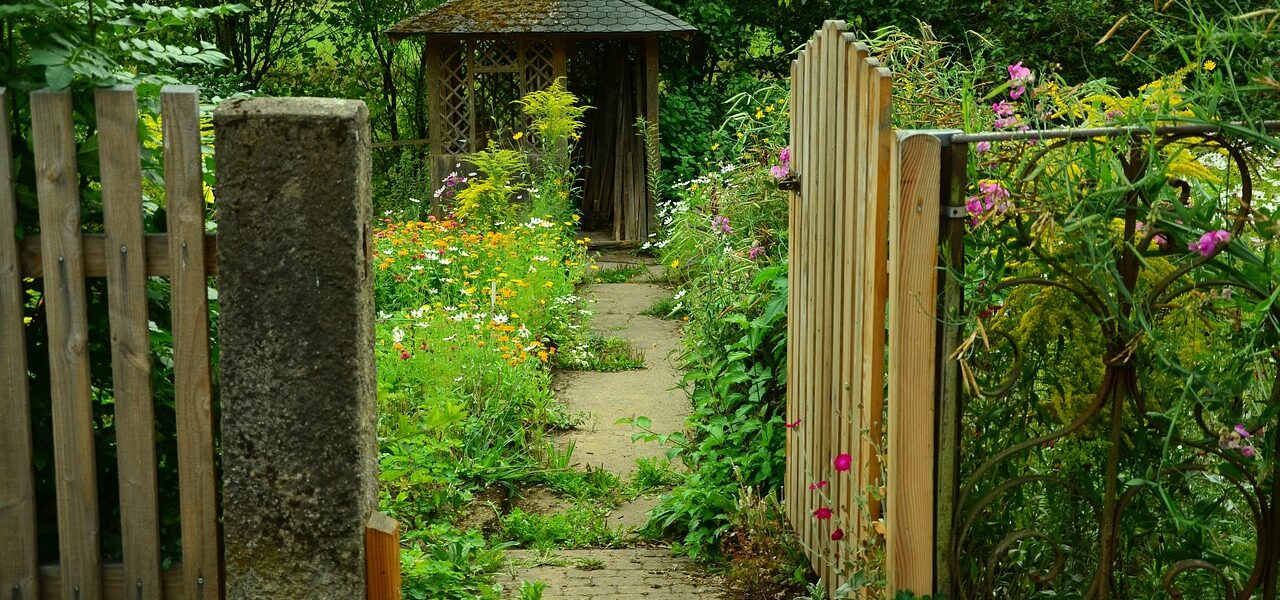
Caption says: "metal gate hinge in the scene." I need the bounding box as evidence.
[778,176,801,192]
[941,205,968,219]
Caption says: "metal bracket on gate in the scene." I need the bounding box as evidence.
[941,205,968,219]
[777,176,801,192]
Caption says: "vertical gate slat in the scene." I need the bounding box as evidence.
[854,58,878,541]
[802,35,819,566]
[32,89,103,600]
[813,25,832,576]
[860,67,894,530]
[785,55,800,539]
[847,45,871,550]
[0,87,41,600]
[886,132,941,595]
[828,30,850,573]
[96,86,164,600]
[162,85,222,600]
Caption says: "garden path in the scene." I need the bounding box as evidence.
[500,251,725,599]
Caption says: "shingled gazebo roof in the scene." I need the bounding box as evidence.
[386,0,696,41]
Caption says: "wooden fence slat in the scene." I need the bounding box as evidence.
[814,24,832,576]
[801,35,819,568]
[828,30,850,574]
[846,44,871,551]
[859,66,894,536]
[19,232,219,279]
[162,85,222,600]
[786,55,800,541]
[366,513,402,600]
[0,86,41,600]
[96,86,164,600]
[32,88,103,600]
[886,132,942,595]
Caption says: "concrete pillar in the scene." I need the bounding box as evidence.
[214,97,377,600]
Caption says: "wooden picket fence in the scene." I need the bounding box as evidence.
[0,85,221,600]
[785,21,941,597]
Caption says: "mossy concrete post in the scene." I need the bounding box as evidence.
[214,97,377,600]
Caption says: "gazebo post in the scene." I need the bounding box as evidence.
[424,42,444,212]
[643,35,660,237]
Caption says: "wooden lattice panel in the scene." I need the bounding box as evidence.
[472,71,522,147]
[524,40,556,93]
[439,41,470,154]
[471,39,519,70]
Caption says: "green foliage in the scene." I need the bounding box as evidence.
[400,525,508,600]
[454,144,528,228]
[498,506,624,550]
[0,0,241,90]
[518,580,548,600]
[555,334,646,373]
[589,264,647,283]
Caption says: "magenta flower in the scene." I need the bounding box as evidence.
[994,116,1020,129]
[749,244,765,260]
[770,165,789,180]
[1235,424,1252,438]
[834,453,853,472]
[831,528,845,541]
[779,147,792,165]
[976,141,992,153]
[808,480,828,491]
[1242,446,1257,458]
[813,507,833,519]
[1188,229,1231,257]
[400,351,411,360]
[992,101,1015,116]
[785,419,801,430]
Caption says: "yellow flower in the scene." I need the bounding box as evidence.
[1203,60,1216,71]
[765,105,774,112]
[754,109,764,119]
[711,143,720,151]
[670,259,679,269]
[512,131,524,140]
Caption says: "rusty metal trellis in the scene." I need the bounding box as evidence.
[939,128,1280,600]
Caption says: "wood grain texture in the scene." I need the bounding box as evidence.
[785,55,799,538]
[38,564,184,600]
[96,86,164,600]
[19,233,219,278]
[32,88,103,600]
[366,513,402,600]
[0,86,41,600]
[162,85,222,600]
[886,133,941,595]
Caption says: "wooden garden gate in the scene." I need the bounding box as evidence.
[785,20,944,597]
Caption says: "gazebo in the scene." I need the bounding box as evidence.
[386,0,695,242]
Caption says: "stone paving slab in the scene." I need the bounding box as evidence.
[500,549,725,599]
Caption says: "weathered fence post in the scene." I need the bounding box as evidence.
[215,97,377,600]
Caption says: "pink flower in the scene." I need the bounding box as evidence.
[785,419,801,430]
[779,147,792,165]
[831,528,845,541]
[833,453,852,472]
[1007,62,1032,100]
[1241,446,1257,458]
[1235,424,1252,438]
[976,141,992,153]
[992,101,1015,116]
[994,116,1019,129]
[770,165,789,180]
[966,196,985,216]
[1188,229,1231,257]
[1008,62,1032,82]
[711,215,733,235]
[813,507,832,520]
[400,351,411,360]
[749,244,765,260]
[808,480,828,490]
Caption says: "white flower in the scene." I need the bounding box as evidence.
[517,324,531,338]
[392,327,406,344]
[492,314,509,325]
[439,258,452,265]
[409,264,424,271]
